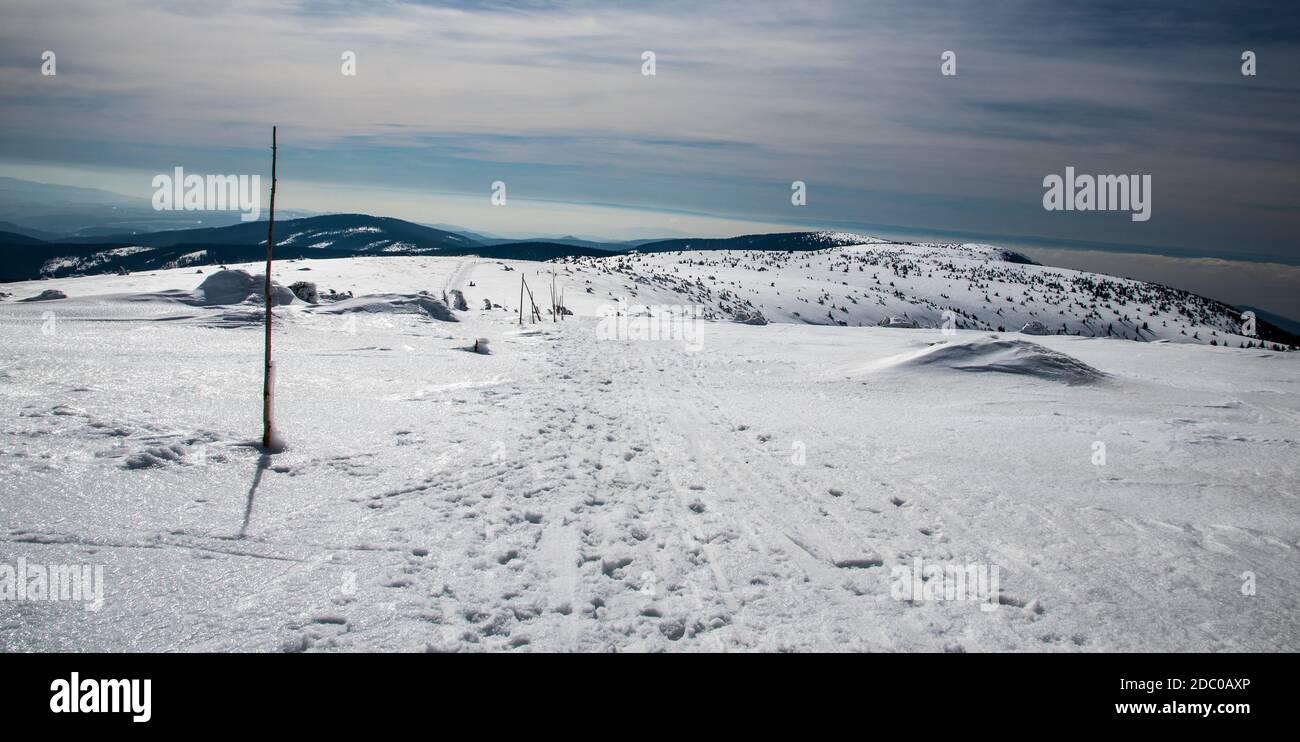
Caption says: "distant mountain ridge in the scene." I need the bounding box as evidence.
[632,231,888,253]
[0,221,62,241]
[55,213,476,251]
[0,229,45,245]
[2,215,907,284]
[0,213,619,282]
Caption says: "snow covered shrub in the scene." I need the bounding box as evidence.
[289,281,319,304]
[318,288,353,302]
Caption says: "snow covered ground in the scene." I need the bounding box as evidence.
[1,249,1297,652]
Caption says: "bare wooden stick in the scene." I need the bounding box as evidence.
[522,276,533,323]
[522,278,541,323]
[262,126,277,450]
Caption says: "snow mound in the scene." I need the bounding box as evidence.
[194,270,295,306]
[20,289,67,302]
[310,293,457,322]
[879,337,1106,385]
[733,310,768,325]
[1019,320,1052,335]
[879,316,920,328]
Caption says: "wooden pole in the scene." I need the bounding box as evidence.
[518,273,524,326]
[262,126,277,449]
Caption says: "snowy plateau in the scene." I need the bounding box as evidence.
[1,237,1297,652]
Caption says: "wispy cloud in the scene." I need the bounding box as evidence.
[1,0,1297,255]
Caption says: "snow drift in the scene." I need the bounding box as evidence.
[20,289,67,302]
[308,292,457,322]
[875,337,1107,385]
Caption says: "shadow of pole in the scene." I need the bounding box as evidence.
[239,452,272,539]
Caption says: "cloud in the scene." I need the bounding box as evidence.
[0,0,1297,258]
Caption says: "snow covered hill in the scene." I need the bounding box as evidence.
[5,225,1296,350]
[556,239,1294,348]
[1,253,1297,652]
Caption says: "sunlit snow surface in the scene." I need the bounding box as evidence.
[1,250,1297,652]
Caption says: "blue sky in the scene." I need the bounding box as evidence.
[1,0,1298,259]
